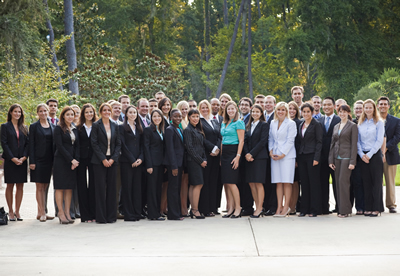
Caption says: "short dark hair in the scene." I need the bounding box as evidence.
[239,97,253,107]
[377,96,390,105]
[118,95,130,102]
[149,98,157,103]
[291,86,304,94]
[137,98,148,106]
[323,96,335,105]
[301,102,314,113]
[338,104,352,120]
[46,98,58,106]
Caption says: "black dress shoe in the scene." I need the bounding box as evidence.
[264,210,276,216]
[389,208,397,213]
[75,214,81,219]
[298,213,306,217]
[331,209,337,213]
[241,210,254,216]
[149,217,165,221]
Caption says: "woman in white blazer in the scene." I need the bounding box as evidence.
[269,102,297,217]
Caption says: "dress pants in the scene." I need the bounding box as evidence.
[263,158,277,212]
[93,162,117,223]
[121,163,142,221]
[239,157,254,214]
[141,166,148,215]
[147,166,163,219]
[167,166,182,220]
[77,158,96,222]
[350,156,364,211]
[215,166,223,212]
[334,158,352,215]
[360,150,384,212]
[383,162,397,209]
[116,164,123,215]
[199,155,219,214]
[320,159,336,213]
[298,154,321,215]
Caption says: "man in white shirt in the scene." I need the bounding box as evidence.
[110,101,123,125]
[210,98,223,124]
[291,86,304,108]
[118,95,130,122]
[149,98,158,114]
[155,91,166,102]
[137,98,150,128]
[264,95,276,123]
[254,94,266,111]
[46,98,59,125]
[312,96,322,119]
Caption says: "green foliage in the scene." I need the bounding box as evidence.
[353,85,381,103]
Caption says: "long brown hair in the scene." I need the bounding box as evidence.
[77,103,98,129]
[158,97,172,118]
[59,106,75,133]
[123,105,143,134]
[7,104,28,135]
[246,104,265,131]
[359,99,381,125]
[150,109,165,134]
[223,101,239,124]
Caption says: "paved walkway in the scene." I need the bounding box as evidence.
[1,180,400,275]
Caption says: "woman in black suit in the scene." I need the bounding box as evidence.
[29,103,54,222]
[1,104,29,221]
[184,109,207,219]
[144,109,165,221]
[53,106,80,224]
[243,104,268,218]
[296,103,323,217]
[91,103,121,224]
[163,109,185,220]
[119,105,144,221]
[198,100,221,217]
[76,103,98,223]
[288,101,302,214]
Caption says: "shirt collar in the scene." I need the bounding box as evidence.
[83,123,91,130]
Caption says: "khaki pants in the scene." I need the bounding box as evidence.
[383,162,397,209]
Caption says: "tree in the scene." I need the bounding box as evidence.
[64,0,79,94]
[247,0,253,100]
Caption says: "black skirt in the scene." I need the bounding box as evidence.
[221,144,240,185]
[245,159,267,184]
[30,137,53,183]
[4,159,27,183]
[187,159,204,186]
[53,155,77,189]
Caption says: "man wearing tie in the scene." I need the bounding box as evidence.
[291,86,304,109]
[312,96,322,119]
[118,95,130,122]
[254,95,266,111]
[46,98,59,126]
[137,98,151,128]
[318,96,340,214]
[210,98,223,125]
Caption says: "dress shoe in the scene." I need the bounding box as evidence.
[389,208,397,213]
[117,213,125,219]
[149,217,165,221]
[331,209,338,213]
[222,210,235,218]
[298,213,306,217]
[241,209,254,216]
[204,212,215,217]
[75,214,81,219]
[264,210,275,216]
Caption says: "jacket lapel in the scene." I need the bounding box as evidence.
[99,119,107,136]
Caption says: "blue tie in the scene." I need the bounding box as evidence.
[325,116,330,132]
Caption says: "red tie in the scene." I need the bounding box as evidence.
[213,116,216,120]
[51,118,55,124]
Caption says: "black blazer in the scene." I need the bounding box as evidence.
[296,118,323,162]
[200,118,222,154]
[1,122,29,160]
[183,123,207,165]
[77,126,93,160]
[54,125,80,162]
[293,117,303,151]
[143,125,164,169]
[139,115,151,129]
[91,119,121,164]
[163,125,185,169]
[29,120,54,164]
[119,124,144,164]
[318,115,340,161]
[384,114,400,165]
[212,114,223,125]
[48,117,59,126]
[243,121,269,159]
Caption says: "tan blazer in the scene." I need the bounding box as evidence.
[328,120,358,166]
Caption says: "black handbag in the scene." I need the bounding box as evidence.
[0,207,8,225]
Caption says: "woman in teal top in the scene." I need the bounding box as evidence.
[220,101,245,219]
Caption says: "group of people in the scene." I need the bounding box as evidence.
[1,86,399,224]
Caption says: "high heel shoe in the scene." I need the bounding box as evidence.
[66,217,75,224]
[190,209,205,219]
[282,208,291,217]
[222,210,235,218]
[58,217,69,224]
[369,211,381,217]
[231,209,242,219]
[14,213,23,221]
[9,213,16,222]
[250,212,264,218]
[39,215,47,222]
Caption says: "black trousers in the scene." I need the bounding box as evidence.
[141,166,147,214]
[199,155,220,214]
[263,158,277,212]
[350,156,365,211]
[298,154,321,215]
[147,165,163,219]
[360,150,384,212]
[121,163,142,221]
[77,158,96,222]
[93,162,117,223]
[239,157,254,213]
[320,159,336,213]
[215,166,223,211]
[167,166,182,220]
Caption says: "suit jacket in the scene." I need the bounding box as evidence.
[296,118,323,162]
[119,124,143,164]
[1,122,29,160]
[200,118,222,154]
[268,118,297,158]
[29,120,54,164]
[318,114,341,161]
[328,120,358,165]
[243,121,269,159]
[91,119,121,164]
[212,114,223,125]
[118,114,124,123]
[48,117,59,126]
[139,115,151,129]
[384,114,400,165]
[53,125,80,163]
[163,125,185,169]
[143,125,164,168]
[183,124,207,165]
[77,126,93,160]
[242,114,251,125]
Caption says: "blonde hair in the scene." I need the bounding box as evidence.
[198,99,212,118]
[218,93,232,116]
[36,103,49,113]
[274,102,290,120]
[223,101,239,124]
[176,100,189,129]
[359,99,381,125]
[70,104,81,112]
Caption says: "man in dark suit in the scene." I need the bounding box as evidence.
[210,98,223,125]
[318,96,340,214]
[46,98,59,126]
[263,95,277,216]
[378,96,400,213]
[254,94,266,111]
[118,95,130,122]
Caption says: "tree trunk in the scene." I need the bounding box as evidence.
[223,0,228,27]
[43,0,63,90]
[205,0,211,99]
[257,0,261,18]
[64,0,79,95]
[248,0,253,100]
[239,0,247,98]
[216,0,245,98]
[148,0,156,53]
